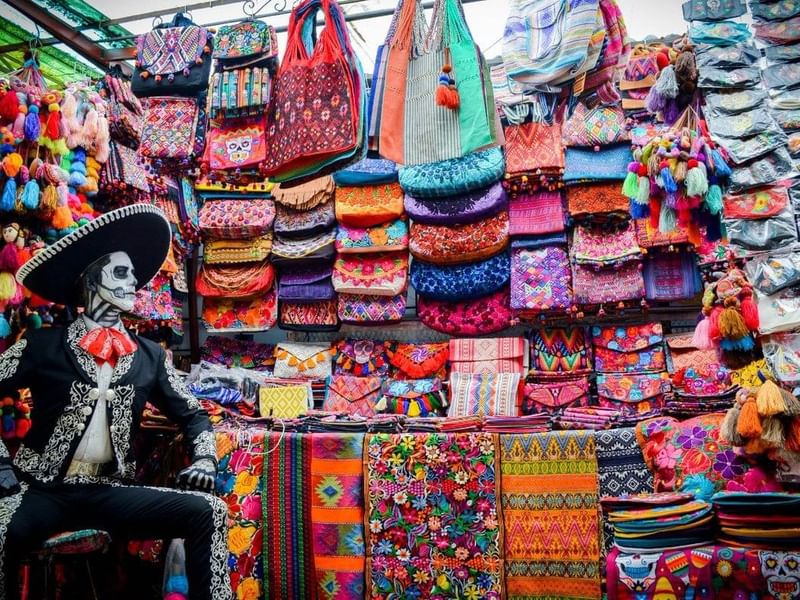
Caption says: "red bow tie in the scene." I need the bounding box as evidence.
[78,327,137,366]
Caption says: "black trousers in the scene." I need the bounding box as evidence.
[1,482,230,600]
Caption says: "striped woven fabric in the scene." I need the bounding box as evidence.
[262,432,316,599]
[310,433,367,599]
[500,430,602,600]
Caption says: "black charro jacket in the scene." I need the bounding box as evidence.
[0,318,215,487]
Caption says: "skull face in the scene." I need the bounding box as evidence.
[617,552,659,593]
[225,134,254,164]
[352,339,376,365]
[91,251,138,313]
[759,552,800,600]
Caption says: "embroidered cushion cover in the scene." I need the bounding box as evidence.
[448,372,521,417]
[274,342,335,379]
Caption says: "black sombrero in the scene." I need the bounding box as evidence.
[16,204,171,306]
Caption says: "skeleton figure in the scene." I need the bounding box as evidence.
[0,205,230,600]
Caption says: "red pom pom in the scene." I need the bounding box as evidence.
[688,159,699,169]
[656,52,670,69]
[637,164,648,177]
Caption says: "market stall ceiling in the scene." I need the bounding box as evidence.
[2,0,688,76]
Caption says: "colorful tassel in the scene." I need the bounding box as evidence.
[0,178,15,212]
[780,389,800,417]
[21,179,39,210]
[660,162,678,194]
[721,405,744,446]
[705,184,723,215]
[757,380,786,417]
[691,317,714,350]
[719,305,750,340]
[658,203,676,233]
[761,417,785,447]
[710,148,732,178]
[622,164,639,198]
[0,314,10,339]
[737,397,762,438]
[435,60,459,110]
[685,162,709,198]
[740,290,759,331]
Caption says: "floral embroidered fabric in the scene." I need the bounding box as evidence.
[336,218,409,253]
[201,292,277,332]
[332,252,408,296]
[417,290,512,336]
[334,183,405,227]
[404,183,508,226]
[410,212,509,265]
[592,323,667,373]
[597,372,670,417]
[199,198,276,240]
[388,342,449,379]
[411,252,511,302]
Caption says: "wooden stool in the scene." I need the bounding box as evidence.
[21,529,111,600]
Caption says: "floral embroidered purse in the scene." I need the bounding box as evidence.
[334,339,392,376]
[398,146,506,198]
[447,372,521,417]
[417,290,512,336]
[592,323,667,373]
[389,342,450,379]
[411,252,510,302]
[213,20,278,68]
[201,292,277,333]
[199,198,275,239]
[572,261,645,305]
[449,337,527,375]
[377,378,446,417]
[336,217,409,253]
[334,183,404,227]
[337,293,407,324]
[332,252,408,296]
[522,376,590,415]
[597,372,670,418]
[274,342,335,379]
[410,212,509,265]
[323,375,384,417]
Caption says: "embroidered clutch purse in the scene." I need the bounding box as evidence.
[337,293,407,324]
[562,102,629,147]
[449,337,527,375]
[509,192,565,236]
[522,376,590,415]
[597,372,670,418]
[503,121,564,174]
[417,290,512,336]
[592,323,667,373]
[203,235,273,265]
[377,378,446,417]
[274,201,336,239]
[278,266,336,302]
[398,147,506,198]
[334,183,404,227]
[273,342,335,379]
[447,372,521,417]
[572,221,641,267]
[201,292,277,333]
[410,212,509,265]
[213,20,278,67]
[278,299,339,331]
[335,218,409,253]
[271,230,336,269]
[333,158,398,186]
[323,375,384,417]
[389,342,449,379]
[334,339,392,376]
[203,117,267,170]
[510,246,573,312]
[665,334,718,374]
[563,144,633,183]
[139,97,200,159]
[723,186,789,220]
[635,219,689,249]
[411,252,510,302]
[403,183,508,226]
[572,260,645,305]
[332,252,408,296]
[199,198,275,240]
[529,327,592,376]
[272,176,335,211]
[259,385,311,419]
[643,252,703,302]
[196,261,275,298]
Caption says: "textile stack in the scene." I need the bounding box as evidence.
[333,161,408,326]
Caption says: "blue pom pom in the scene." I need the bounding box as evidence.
[0,315,11,338]
[166,575,189,594]
[73,148,87,162]
[2,415,13,433]
[68,172,87,187]
[1,178,16,212]
[21,179,40,210]
[24,110,40,142]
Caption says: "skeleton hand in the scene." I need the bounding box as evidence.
[177,458,216,493]
[0,462,20,498]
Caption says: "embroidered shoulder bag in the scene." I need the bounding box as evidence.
[274,342,335,378]
[334,339,392,376]
[323,375,384,416]
[389,342,450,379]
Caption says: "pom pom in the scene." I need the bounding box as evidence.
[0,272,16,301]
[0,92,19,122]
[51,205,75,229]
[21,179,39,210]
[0,178,16,212]
[622,170,639,199]
[40,184,57,212]
[660,166,678,194]
[761,416,785,447]
[2,153,23,178]
[737,398,762,438]
[705,184,723,215]
[721,405,744,446]
[165,575,189,595]
[68,171,87,188]
[686,164,709,198]
[757,380,786,417]
[710,148,732,178]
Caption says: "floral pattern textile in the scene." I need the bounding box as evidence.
[635,414,753,493]
[511,246,573,312]
[311,434,366,600]
[365,432,503,599]
[333,252,408,296]
[388,342,449,379]
[500,431,601,600]
[597,372,670,417]
[411,252,511,302]
[334,183,405,227]
[410,212,509,265]
[201,293,277,333]
[592,323,666,373]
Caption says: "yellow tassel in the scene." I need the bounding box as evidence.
[757,380,787,417]
[719,306,749,340]
[720,406,744,446]
[0,272,16,301]
[781,389,800,416]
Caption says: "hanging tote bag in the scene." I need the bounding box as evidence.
[264,0,360,179]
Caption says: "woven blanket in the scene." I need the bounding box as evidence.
[500,431,601,600]
[594,428,654,557]
[311,433,366,599]
[262,432,315,599]
[215,427,266,600]
[365,432,503,599]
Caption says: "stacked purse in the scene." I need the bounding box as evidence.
[201,20,279,183]
[197,187,277,333]
[271,176,339,331]
[593,322,671,423]
[332,159,408,325]
[404,150,514,335]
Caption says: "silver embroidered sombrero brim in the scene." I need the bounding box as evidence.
[17,204,171,305]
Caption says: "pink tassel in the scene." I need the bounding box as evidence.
[0,244,18,272]
[692,317,714,350]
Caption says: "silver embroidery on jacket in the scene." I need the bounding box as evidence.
[163,355,201,410]
[192,430,217,461]
[0,482,28,599]
[108,385,136,479]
